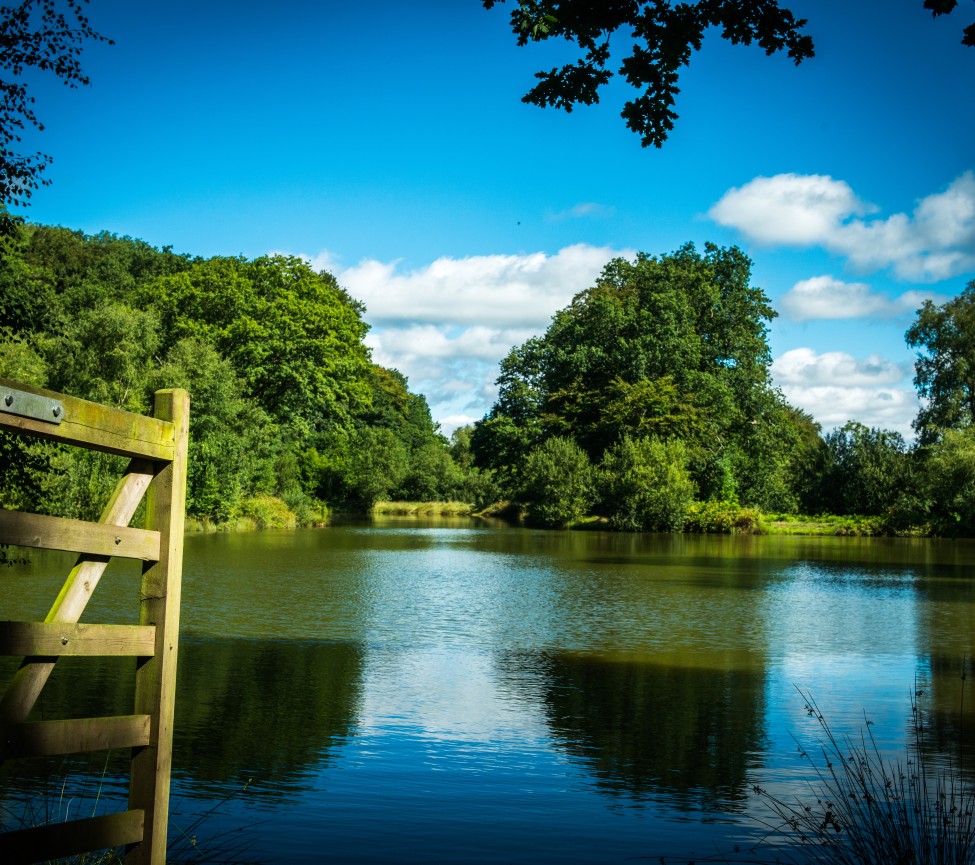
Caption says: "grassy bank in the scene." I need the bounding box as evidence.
[475,499,932,536]
[182,496,930,538]
[681,501,927,536]
[185,498,478,533]
[370,501,475,516]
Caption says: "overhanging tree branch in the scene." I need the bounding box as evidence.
[0,0,111,231]
[485,0,972,147]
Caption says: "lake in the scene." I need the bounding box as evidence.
[2,520,975,863]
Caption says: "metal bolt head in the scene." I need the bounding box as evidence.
[3,394,12,407]
[52,405,62,418]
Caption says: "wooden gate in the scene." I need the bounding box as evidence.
[0,379,189,865]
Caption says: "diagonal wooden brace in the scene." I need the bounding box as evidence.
[0,459,156,729]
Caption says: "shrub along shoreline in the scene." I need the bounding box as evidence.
[183,496,929,538]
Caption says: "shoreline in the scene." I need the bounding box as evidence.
[183,496,937,538]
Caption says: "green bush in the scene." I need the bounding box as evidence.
[520,436,594,528]
[237,495,296,529]
[598,436,694,532]
[920,426,975,537]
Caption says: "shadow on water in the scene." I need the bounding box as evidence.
[496,649,767,812]
[0,637,364,811]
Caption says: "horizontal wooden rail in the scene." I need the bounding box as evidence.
[0,622,156,657]
[0,714,151,760]
[0,510,160,561]
[0,809,144,864]
[0,378,174,461]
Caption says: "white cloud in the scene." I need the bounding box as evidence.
[710,171,975,282]
[771,348,919,437]
[287,243,632,427]
[438,415,478,437]
[779,276,948,322]
[709,174,870,245]
[335,243,629,328]
[366,326,515,423]
[772,348,908,387]
[368,324,539,363]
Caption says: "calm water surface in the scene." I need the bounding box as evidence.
[2,521,975,863]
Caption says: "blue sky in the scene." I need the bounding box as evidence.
[14,0,975,437]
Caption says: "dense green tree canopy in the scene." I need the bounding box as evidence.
[144,255,374,428]
[484,0,973,147]
[814,422,912,517]
[472,242,801,510]
[1,221,471,522]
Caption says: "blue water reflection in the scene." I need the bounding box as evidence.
[2,525,974,863]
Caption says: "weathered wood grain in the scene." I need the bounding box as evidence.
[0,510,160,560]
[0,378,174,460]
[0,810,144,864]
[129,388,189,865]
[0,622,155,657]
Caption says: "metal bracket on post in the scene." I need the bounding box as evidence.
[0,386,64,425]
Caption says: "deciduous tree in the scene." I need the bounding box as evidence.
[906,281,975,443]
[472,242,789,506]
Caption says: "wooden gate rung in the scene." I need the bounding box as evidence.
[0,622,156,658]
[0,377,174,460]
[0,510,160,561]
[0,809,145,864]
[0,714,151,760]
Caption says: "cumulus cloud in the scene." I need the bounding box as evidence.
[771,348,919,436]
[301,243,632,427]
[336,243,628,328]
[710,171,975,281]
[438,415,479,437]
[779,276,948,322]
[709,174,871,245]
[369,325,539,362]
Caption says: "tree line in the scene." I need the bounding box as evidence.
[0,221,491,526]
[2,223,974,536]
[469,243,975,536]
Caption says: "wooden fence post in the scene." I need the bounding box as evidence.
[128,388,190,865]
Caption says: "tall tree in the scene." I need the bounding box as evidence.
[472,243,798,509]
[0,1,111,229]
[906,280,975,443]
[483,0,972,147]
